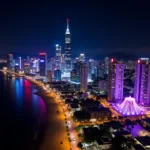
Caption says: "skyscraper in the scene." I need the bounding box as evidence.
[55,44,61,70]
[47,70,52,82]
[54,69,61,81]
[7,54,13,70]
[105,57,109,74]
[65,19,71,72]
[108,59,124,102]
[134,59,150,105]
[79,53,85,62]
[80,64,88,92]
[39,53,47,76]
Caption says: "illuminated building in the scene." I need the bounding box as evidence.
[98,80,108,92]
[18,57,22,70]
[105,57,109,74]
[134,59,150,105]
[47,70,52,82]
[55,44,61,69]
[79,53,85,62]
[87,58,95,80]
[113,96,145,116]
[108,59,124,102]
[14,64,19,73]
[70,61,82,83]
[24,63,30,74]
[54,69,61,81]
[7,54,13,70]
[65,19,71,73]
[39,53,47,76]
[80,64,88,92]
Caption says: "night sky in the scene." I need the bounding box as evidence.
[0,1,150,58]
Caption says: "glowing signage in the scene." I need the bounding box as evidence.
[40,60,44,62]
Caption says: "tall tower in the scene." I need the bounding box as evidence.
[55,44,61,70]
[108,58,124,102]
[134,59,150,105]
[65,19,71,72]
[39,53,47,76]
[80,64,88,92]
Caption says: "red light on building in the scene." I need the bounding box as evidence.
[111,58,114,63]
[39,53,46,55]
[138,60,140,64]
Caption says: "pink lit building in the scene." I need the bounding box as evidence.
[134,59,150,105]
[108,59,124,102]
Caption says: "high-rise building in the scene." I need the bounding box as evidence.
[134,59,150,105]
[39,53,47,76]
[47,70,52,82]
[65,19,71,72]
[71,61,82,83]
[7,54,13,70]
[105,57,109,74]
[55,44,61,70]
[79,53,85,62]
[80,64,88,92]
[54,69,61,81]
[108,58,124,102]
[24,62,30,74]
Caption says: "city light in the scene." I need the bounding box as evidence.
[113,96,145,116]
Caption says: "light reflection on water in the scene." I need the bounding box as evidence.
[1,74,47,150]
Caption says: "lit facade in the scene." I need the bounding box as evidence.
[54,69,61,81]
[134,59,150,105]
[80,64,88,92]
[55,44,61,70]
[79,53,85,62]
[113,96,144,116]
[71,61,82,83]
[105,57,109,74]
[39,53,47,76]
[7,54,13,70]
[47,70,52,82]
[108,59,124,102]
[65,19,71,72]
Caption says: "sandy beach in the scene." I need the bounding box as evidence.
[34,88,71,150]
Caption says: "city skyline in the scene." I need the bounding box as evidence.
[0,1,150,58]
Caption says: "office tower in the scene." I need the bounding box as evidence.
[65,19,71,71]
[14,64,20,73]
[97,61,105,78]
[55,44,61,70]
[54,69,61,81]
[134,59,150,105]
[39,53,47,76]
[7,54,13,70]
[108,58,124,102]
[80,64,88,92]
[87,58,95,80]
[71,61,82,83]
[27,56,30,62]
[47,70,52,82]
[79,53,85,62]
[105,57,109,75]
[24,62,30,74]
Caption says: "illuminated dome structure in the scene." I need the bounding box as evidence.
[113,96,145,116]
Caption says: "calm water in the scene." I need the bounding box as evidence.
[0,73,47,150]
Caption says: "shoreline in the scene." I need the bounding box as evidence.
[26,78,71,150]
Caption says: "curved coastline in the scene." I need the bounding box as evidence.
[27,78,71,150]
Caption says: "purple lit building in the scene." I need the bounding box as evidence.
[108,59,124,102]
[134,59,150,105]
